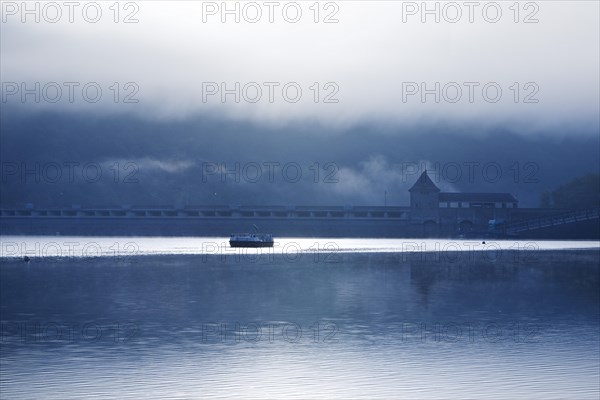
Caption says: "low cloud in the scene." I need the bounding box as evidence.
[332,155,457,204]
[103,158,195,174]
[1,2,598,135]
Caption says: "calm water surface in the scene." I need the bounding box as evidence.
[1,237,599,399]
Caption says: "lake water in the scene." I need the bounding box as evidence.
[1,237,599,399]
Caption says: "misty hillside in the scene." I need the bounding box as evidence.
[1,107,598,208]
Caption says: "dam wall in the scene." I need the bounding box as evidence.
[1,205,595,238]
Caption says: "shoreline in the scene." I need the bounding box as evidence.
[1,247,598,263]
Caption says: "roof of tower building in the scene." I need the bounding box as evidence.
[408,171,441,193]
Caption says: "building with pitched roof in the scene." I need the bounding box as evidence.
[409,170,518,234]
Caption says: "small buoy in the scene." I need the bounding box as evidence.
[482,241,486,244]
[23,256,30,262]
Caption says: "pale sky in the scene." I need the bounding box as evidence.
[1,1,599,134]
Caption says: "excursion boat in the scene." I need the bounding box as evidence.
[229,233,274,248]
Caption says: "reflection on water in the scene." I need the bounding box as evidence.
[1,236,598,258]
[1,242,599,399]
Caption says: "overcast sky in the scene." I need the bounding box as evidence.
[2,1,599,135]
[1,1,599,208]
